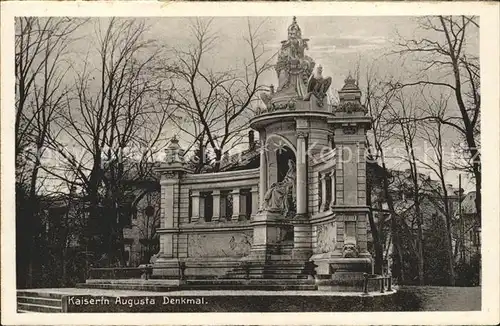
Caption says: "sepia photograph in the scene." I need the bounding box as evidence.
[1,1,499,325]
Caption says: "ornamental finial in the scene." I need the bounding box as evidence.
[344,72,356,86]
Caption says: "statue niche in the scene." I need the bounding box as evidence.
[262,147,296,218]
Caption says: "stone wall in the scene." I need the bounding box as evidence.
[187,230,252,258]
[156,168,259,268]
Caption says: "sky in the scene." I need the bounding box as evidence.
[44,16,479,192]
[143,16,421,93]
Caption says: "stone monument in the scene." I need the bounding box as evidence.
[151,17,373,289]
[247,17,373,288]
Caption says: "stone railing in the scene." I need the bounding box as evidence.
[362,273,393,294]
[182,168,260,223]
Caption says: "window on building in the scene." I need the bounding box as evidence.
[331,171,336,206]
[188,190,192,221]
[318,173,322,213]
[325,174,332,209]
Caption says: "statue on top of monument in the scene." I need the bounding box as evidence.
[262,159,296,218]
[303,65,332,107]
[275,17,314,93]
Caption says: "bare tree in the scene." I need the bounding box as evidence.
[363,65,393,275]
[45,18,174,264]
[165,18,275,171]
[387,88,426,285]
[393,15,481,220]
[15,17,86,287]
[130,190,161,264]
[414,91,456,285]
[361,60,412,280]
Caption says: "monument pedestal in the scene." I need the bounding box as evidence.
[243,211,294,262]
[151,256,181,278]
[315,257,372,291]
[291,217,312,261]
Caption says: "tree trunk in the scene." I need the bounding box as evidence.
[366,181,384,274]
[440,187,456,286]
[473,167,481,220]
[379,159,404,282]
[412,168,425,285]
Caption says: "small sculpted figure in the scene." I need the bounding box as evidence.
[342,242,359,258]
[260,92,273,108]
[303,65,332,106]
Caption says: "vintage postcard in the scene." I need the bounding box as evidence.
[1,1,499,325]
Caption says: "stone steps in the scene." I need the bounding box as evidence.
[76,282,179,292]
[17,290,64,313]
[183,278,316,290]
[185,279,314,285]
[181,284,317,291]
[225,272,309,279]
[224,259,310,279]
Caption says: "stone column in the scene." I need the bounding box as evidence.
[220,194,227,221]
[292,131,311,260]
[231,189,241,221]
[251,186,259,216]
[296,131,308,217]
[191,190,200,222]
[160,177,177,257]
[259,135,267,210]
[199,195,205,222]
[240,192,247,218]
[319,173,327,212]
[212,190,221,222]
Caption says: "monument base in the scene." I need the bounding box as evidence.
[245,211,294,262]
[313,257,372,291]
[151,257,181,278]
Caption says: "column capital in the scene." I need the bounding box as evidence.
[296,130,308,139]
[212,189,221,196]
[231,188,240,195]
[191,190,201,197]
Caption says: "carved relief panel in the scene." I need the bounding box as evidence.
[314,221,337,254]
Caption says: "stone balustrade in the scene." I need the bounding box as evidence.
[182,168,260,224]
